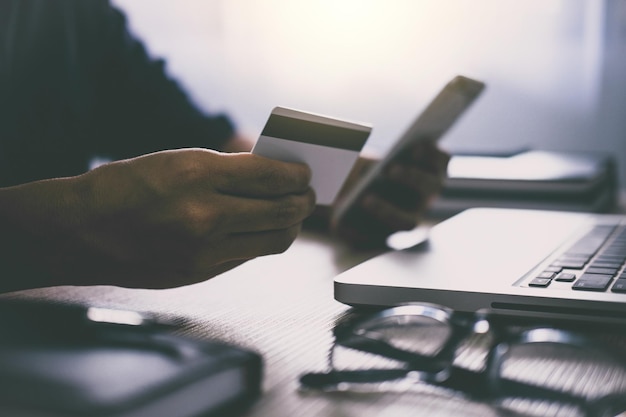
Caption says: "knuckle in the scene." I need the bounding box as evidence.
[275,191,316,225]
[306,187,317,210]
[298,164,313,186]
[275,198,300,225]
[178,201,221,238]
[267,225,300,254]
[256,163,285,189]
[167,153,209,189]
[169,151,207,180]
[259,161,310,193]
[168,149,223,189]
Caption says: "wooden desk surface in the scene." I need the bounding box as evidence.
[4,225,626,417]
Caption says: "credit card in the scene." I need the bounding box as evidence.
[252,107,371,205]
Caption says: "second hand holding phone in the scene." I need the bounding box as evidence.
[331,75,486,241]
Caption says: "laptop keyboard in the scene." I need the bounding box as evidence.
[528,223,626,293]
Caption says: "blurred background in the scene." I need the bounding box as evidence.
[111,0,626,186]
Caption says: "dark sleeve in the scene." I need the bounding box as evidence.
[79,0,236,160]
[0,0,236,186]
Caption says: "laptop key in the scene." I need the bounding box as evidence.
[598,251,626,258]
[529,277,552,287]
[612,279,626,293]
[555,272,576,282]
[589,262,622,269]
[551,260,587,269]
[595,254,625,261]
[585,267,619,276]
[559,254,591,261]
[572,273,613,292]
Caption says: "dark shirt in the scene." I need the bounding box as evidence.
[0,0,235,187]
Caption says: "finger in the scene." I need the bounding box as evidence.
[404,142,451,175]
[201,259,248,281]
[333,222,381,249]
[333,192,420,247]
[363,166,440,212]
[217,188,317,233]
[204,223,303,263]
[119,259,249,289]
[385,164,446,196]
[331,197,397,249]
[422,147,451,176]
[213,153,312,197]
[360,193,420,232]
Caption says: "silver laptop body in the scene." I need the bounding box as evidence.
[335,208,626,327]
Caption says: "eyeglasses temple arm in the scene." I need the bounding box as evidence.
[339,334,449,373]
[299,368,409,390]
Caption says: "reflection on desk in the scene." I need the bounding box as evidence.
[2,227,625,417]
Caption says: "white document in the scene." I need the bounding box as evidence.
[252,107,371,205]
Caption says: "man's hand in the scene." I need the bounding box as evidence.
[0,148,315,291]
[331,141,450,248]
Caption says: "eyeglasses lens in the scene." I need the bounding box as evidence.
[331,313,452,373]
[494,336,626,416]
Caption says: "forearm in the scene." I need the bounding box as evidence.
[0,177,85,293]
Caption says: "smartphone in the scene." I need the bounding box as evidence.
[331,75,485,231]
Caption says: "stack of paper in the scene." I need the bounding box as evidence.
[429,150,618,218]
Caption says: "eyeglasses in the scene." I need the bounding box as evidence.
[299,303,626,417]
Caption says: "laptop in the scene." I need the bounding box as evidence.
[334,207,626,327]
